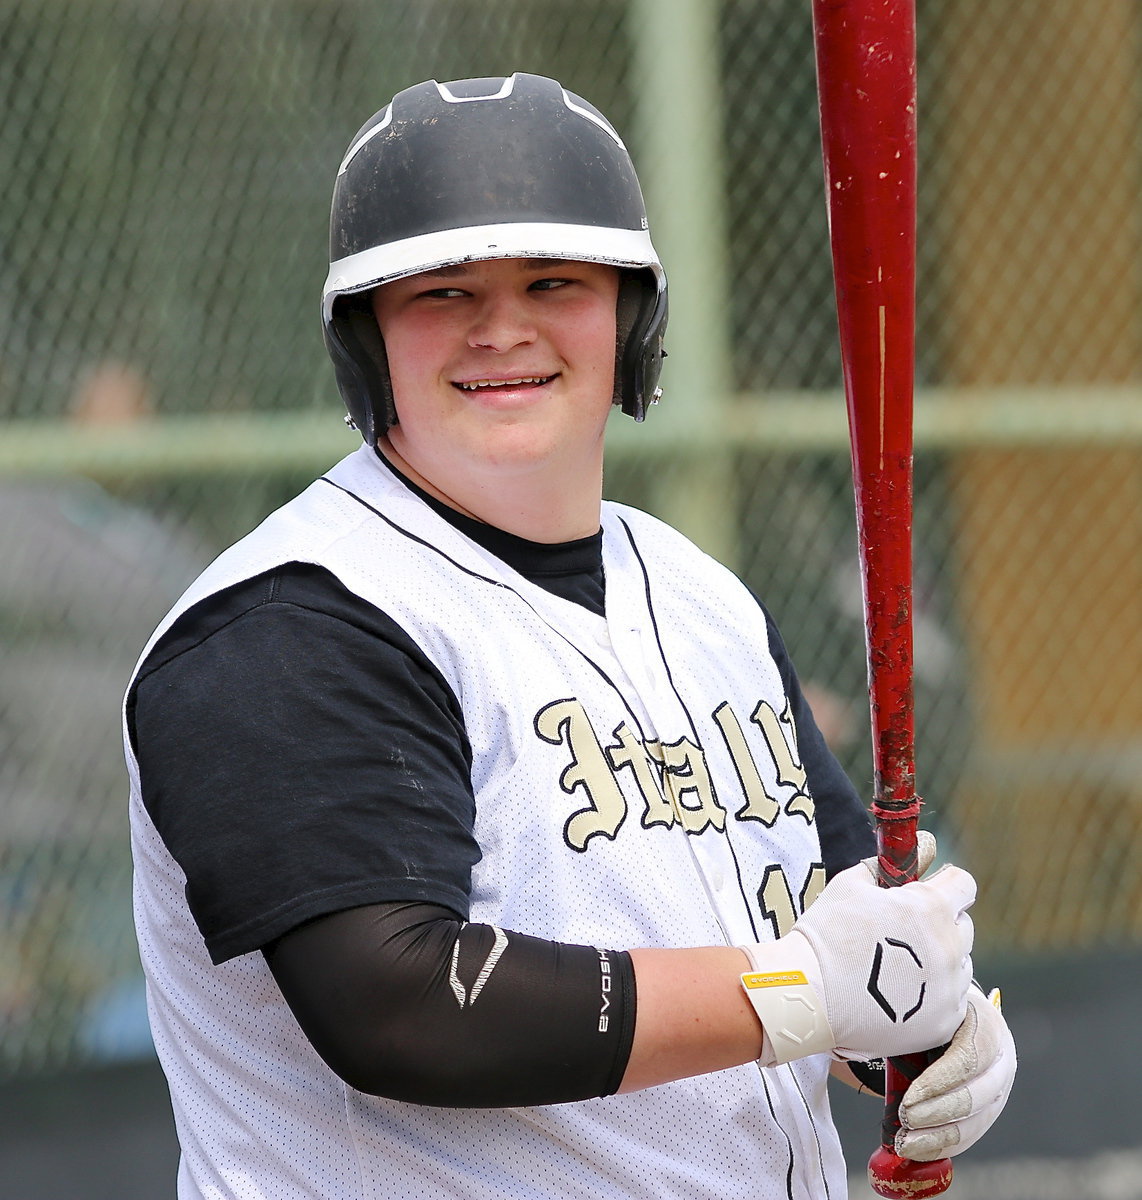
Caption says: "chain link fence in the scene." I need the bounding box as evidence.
[1,0,1140,1082]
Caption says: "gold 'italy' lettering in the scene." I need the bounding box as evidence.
[646,737,728,834]
[606,723,674,830]
[535,699,628,851]
[711,701,781,826]
[751,700,815,823]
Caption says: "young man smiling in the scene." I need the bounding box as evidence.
[125,73,1014,1199]
[371,257,621,541]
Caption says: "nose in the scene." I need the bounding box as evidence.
[467,291,537,352]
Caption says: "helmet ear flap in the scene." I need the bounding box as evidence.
[614,273,641,410]
[615,270,668,421]
[326,292,398,439]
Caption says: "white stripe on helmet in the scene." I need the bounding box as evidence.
[322,221,662,316]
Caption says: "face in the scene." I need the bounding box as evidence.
[371,257,620,508]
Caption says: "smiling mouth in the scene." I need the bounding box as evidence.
[455,375,556,391]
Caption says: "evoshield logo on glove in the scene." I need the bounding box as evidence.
[742,970,809,989]
[867,937,927,1022]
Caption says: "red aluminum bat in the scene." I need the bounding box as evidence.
[811,2,953,1196]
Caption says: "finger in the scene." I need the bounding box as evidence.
[919,863,977,919]
[898,987,1016,1160]
[859,830,937,881]
[905,1018,1014,1127]
[901,997,981,1111]
[901,987,1004,1111]
[895,1120,961,1161]
[897,1094,1007,1161]
[916,829,936,876]
[905,1044,1014,1130]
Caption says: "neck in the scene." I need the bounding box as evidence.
[376,437,603,544]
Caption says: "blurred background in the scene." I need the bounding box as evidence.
[1,0,1139,1196]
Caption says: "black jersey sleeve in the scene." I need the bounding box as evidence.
[127,563,481,963]
[759,603,876,876]
[263,901,637,1106]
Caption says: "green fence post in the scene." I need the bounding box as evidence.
[625,0,737,566]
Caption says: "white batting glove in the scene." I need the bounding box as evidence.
[739,835,975,1066]
[895,983,1017,1161]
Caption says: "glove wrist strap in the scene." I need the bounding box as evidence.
[739,934,834,1066]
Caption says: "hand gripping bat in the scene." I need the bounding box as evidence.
[811,2,954,1195]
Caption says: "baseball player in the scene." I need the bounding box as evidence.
[125,73,1015,1199]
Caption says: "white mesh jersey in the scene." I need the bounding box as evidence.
[126,445,848,1199]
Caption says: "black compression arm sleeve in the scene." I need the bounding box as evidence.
[263,901,636,1107]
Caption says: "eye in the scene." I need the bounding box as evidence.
[418,286,468,299]
[529,277,571,292]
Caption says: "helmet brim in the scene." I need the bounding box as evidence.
[323,221,663,320]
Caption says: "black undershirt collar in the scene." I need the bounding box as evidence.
[372,446,606,617]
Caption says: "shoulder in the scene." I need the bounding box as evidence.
[134,561,417,680]
[127,561,464,752]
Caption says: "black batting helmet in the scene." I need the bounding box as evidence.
[322,73,668,445]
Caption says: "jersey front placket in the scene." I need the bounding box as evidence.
[596,515,837,1200]
[600,517,770,950]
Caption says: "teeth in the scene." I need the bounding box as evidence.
[459,377,548,390]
